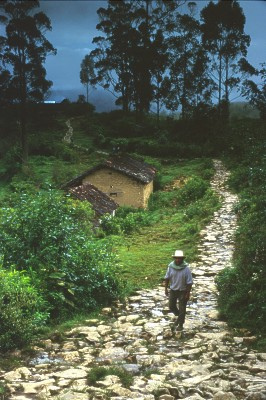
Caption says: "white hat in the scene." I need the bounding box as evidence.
[172,250,184,258]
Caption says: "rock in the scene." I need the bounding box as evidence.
[21,378,55,394]
[53,368,88,379]
[61,350,80,362]
[54,392,89,400]
[98,347,129,361]
[4,370,22,381]
[213,392,237,400]
[121,364,140,374]
[101,307,112,315]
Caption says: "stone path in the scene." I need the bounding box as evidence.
[2,160,266,400]
[63,119,73,144]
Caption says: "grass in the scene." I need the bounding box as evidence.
[116,158,220,289]
[0,120,221,339]
[87,366,134,388]
[5,153,218,291]
[0,382,9,399]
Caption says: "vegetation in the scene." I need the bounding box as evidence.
[0,0,265,353]
[0,187,123,350]
[0,267,48,351]
[87,366,134,388]
[0,0,56,162]
[86,0,255,119]
[216,119,266,339]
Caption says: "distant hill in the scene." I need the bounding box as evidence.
[230,102,259,119]
[46,87,120,112]
[46,89,259,119]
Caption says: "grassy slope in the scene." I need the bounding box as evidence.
[0,115,220,291]
[117,158,220,289]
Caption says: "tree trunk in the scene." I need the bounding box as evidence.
[225,56,229,102]
[218,53,222,106]
[20,53,28,165]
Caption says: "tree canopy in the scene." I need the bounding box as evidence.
[0,0,56,162]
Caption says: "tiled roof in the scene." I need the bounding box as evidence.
[69,184,118,217]
[63,155,156,189]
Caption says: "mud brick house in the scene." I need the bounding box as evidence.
[69,183,119,219]
[64,155,156,209]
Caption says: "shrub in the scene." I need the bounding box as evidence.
[216,120,266,336]
[0,267,49,351]
[177,176,209,206]
[0,189,123,319]
[100,208,155,236]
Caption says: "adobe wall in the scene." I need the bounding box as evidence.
[82,168,152,208]
[143,181,153,208]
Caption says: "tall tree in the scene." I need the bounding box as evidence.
[242,63,266,121]
[150,29,169,123]
[91,0,184,114]
[0,0,56,163]
[201,0,250,116]
[91,1,134,112]
[80,54,95,103]
[0,66,11,106]
[166,12,211,118]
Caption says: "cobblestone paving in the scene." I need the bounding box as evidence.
[2,160,266,400]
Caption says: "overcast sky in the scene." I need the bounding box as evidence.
[1,0,265,107]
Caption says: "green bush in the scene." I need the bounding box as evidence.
[0,267,48,351]
[0,189,123,319]
[177,176,209,206]
[184,189,220,220]
[99,208,155,236]
[216,120,266,336]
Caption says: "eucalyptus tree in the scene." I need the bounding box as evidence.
[90,1,135,112]
[201,0,250,115]
[91,0,185,114]
[0,66,11,106]
[151,29,170,123]
[242,63,266,121]
[166,12,211,118]
[0,0,56,163]
[80,54,95,103]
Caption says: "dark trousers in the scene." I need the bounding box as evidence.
[169,289,188,325]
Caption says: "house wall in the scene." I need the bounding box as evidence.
[82,168,153,208]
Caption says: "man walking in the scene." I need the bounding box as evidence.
[164,250,193,331]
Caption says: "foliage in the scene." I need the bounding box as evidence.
[201,0,250,110]
[0,267,48,351]
[91,1,184,114]
[99,207,156,236]
[87,366,134,388]
[0,189,123,319]
[242,63,266,121]
[118,158,220,288]
[80,54,96,103]
[176,176,209,206]
[0,382,9,399]
[166,13,211,117]
[216,119,266,335]
[0,0,56,162]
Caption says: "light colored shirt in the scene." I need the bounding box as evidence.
[164,261,193,291]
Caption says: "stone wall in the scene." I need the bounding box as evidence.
[82,168,153,208]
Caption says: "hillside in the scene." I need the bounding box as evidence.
[0,107,265,356]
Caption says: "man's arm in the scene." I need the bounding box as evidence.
[164,278,170,296]
[185,283,192,300]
